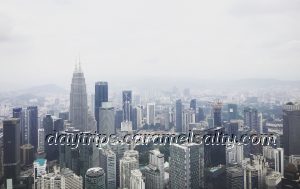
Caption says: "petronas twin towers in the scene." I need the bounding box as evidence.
[69,61,88,131]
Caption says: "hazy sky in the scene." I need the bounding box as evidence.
[0,0,300,90]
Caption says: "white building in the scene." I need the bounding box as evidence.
[243,155,268,189]
[130,169,145,189]
[35,168,82,189]
[99,102,115,135]
[274,148,284,176]
[38,128,45,152]
[120,157,139,189]
[61,168,83,189]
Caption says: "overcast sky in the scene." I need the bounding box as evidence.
[0,0,300,90]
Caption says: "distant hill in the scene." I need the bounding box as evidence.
[0,84,67,101]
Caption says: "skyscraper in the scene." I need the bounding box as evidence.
[228,104,238,121]
[130,169,145,189]
[110,144,129,188]
[170,143,204,189]
[100,148,116,189]
[283,102,300,157]
[27,106,38,152]
[274,148,284,176]
[95,81,108,132]
[12,107,26,145]
[213,101,222,127]
[70,63,88,131]
[122,90,133,122]
[175,99,183,132]
[190,99,197,112]
[226,165,244,189]
[120,156,139,189]
[3,119,20,183]
[99,102,115,135]
[196,107,205,122]
[85,167,106,189]
[114,109,123,130]
[244,107,259,133]
[43,114,64,161]
[146,103,155,126]
[144,150,164,189]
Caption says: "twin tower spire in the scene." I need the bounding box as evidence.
[74,56,82,73]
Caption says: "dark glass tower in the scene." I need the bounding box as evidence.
[95,81,108,132]
[175,99,183,132]
[12,107,26,146]
[115,109,123,130]
[3,119,20,183]
[43,114,64,161]
[122,90,132,122]
[196,107,205,122]
[283,102,300,157]
[213,102,222,127]
[228,104,238,121]
[27,106,38,152]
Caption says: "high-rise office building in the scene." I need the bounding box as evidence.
[36,168,83,189]
[144,150,164,189]
[243,155,268,189]
[170,143,204,189]
[12,107,26,146]
[196,107,205,122]
[99,102,115,135]
[130,169,145,189]
[20,144,34,166]
[283,102,300,157]
[274,148,284,176]
[226,120,240,137]
[133,106,143,130]
[175,99,183,132]
[120,156,139,189]
[213,101,222,127]
[110,144,129,188]
[226,165,244,189]
[122,90,133,122]
[38,128,45,152]
[59,112,69,121]
[244,107,259,133]
[59,128,81,175]
[36,172,65,189]
[43,114,64,161]
[115,109,123,130]
[203,127,226,167]
[27,106,38,152]
[95,81,108,132]
[100,148,116,189]
[146,103,155,126]
[70,63,88,131]
[228,104,238,121]
[190,99,197,112]
[61,168,83,189]
[3,119,20,184]
[85,167,106,189]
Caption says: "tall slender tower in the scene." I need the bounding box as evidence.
[95,81,108,132]
[70,61,88,131]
